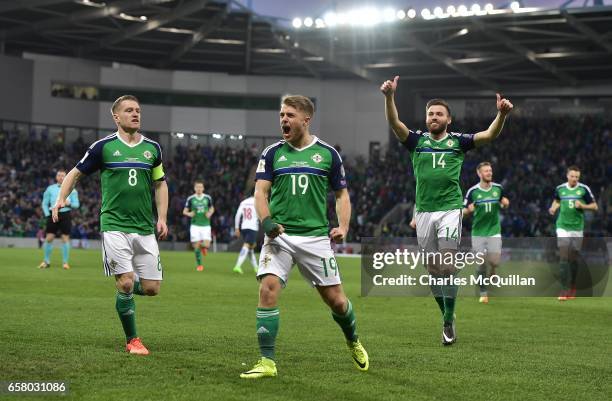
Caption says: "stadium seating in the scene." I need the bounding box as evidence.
[1,115,610,242]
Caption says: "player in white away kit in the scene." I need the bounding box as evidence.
[233,195,260,274]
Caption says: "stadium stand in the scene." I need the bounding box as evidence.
[1,115,610,243]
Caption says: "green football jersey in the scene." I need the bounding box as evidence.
[76,132,165,234]
[464,183,505,236]
[255,136,346,236]
[184,194,213,227]
[554,183,595,231]
[402,131,475,212]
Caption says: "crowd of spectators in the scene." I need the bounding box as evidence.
[349,114,611,239]
[1,114,610,244]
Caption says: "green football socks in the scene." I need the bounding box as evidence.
[332,299,358,342]
[133,280,145,296]
[443,284,458,323]
[559,261,570,290]
[116,292,137,341]
[195,248,202,266]
[256,307,279,360]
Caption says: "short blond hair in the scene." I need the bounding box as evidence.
[111,95,139,114]
[477,161,492,171]
[282,95,314,117]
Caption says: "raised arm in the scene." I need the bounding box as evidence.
[474,93,514,147]
[52,168,83,222]
[380,76,410,142]
[154,180,169,240]
[330,188,351,243]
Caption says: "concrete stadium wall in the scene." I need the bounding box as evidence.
[0,55,33,122]
[0,53,387,157]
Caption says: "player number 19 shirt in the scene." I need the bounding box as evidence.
[255,137,346,237]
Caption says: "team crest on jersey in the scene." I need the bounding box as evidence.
[262,254,272,267]
[446,139,454,147]
[256,159,266,173]
[143,150,153,160]
[493,191,498,197]
[311,153,323,163]
[577,190,582,195]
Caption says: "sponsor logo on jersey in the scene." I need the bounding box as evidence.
[143,150,153,160]
[477,194,482,199]
[311,153,323,163]
[446,139,454,147]
[424,140,431,145]
[113,150,122,157]
[277,155,287,162]
[256,159,266,173]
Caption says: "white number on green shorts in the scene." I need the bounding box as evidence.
[128,169,138,186]
[291,174,309,195]
[431,153,446,168]
[320,257,338,277]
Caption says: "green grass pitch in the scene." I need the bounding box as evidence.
[0,248,610,401]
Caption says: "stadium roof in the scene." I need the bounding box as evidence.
[2,1,612,93]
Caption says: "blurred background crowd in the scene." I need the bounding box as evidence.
[1,114,610,244]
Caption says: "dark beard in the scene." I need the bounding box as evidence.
[428,122,447,135]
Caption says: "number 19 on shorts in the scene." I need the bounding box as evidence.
[320,257,338,277]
